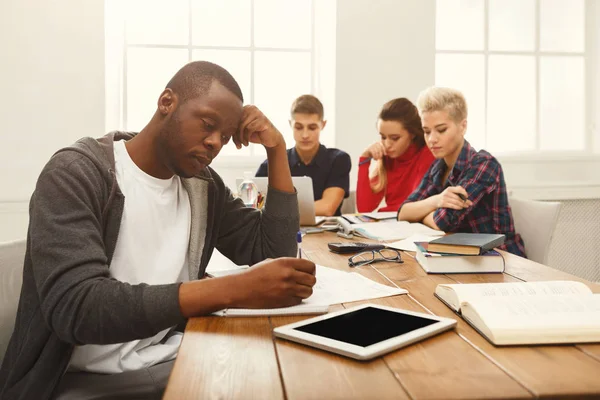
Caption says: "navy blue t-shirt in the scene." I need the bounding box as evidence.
[256,145,351,216]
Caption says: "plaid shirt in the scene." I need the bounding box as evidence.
[402,140,526,257]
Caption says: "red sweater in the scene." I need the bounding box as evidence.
[357,144,435,212]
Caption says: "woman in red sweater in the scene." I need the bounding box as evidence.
[357,98,435,212]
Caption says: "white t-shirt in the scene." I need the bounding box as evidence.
[69,140,192,373]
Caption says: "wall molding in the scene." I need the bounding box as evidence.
[0,201,28,214]
[508,184,600,200]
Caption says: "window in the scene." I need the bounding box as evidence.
[434,0,593,154]
[105,0,336,161]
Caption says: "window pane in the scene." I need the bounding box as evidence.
[126,48,189,131]
[539,56,585,151]
[191,50,251,105]
[191,0,251,47]
[254,51,311,148]
[126,0,189,45]
[192,49,251,156]
[489,0,535,51]
[540,0,584,52]
[435,54,485,150]
[487,56,536,152]
[254,0,311,49]
[435,0,484,50]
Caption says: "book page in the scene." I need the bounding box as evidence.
[438,280,592,312]
[462,294,600,345]
[205,249,249,273]
[353,221,444,241]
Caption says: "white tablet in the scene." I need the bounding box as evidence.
[273,303,457,360]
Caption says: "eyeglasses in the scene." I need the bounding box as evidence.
[348,248,403,267]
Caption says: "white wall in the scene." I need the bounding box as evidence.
[335,0,436,190]
[0,0,105,241]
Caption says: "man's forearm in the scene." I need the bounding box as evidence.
[266,142,294,193]
[315,188,345,216]
[315,199,336,216]
[178,276,243,318]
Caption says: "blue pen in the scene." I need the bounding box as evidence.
[296,231,303,258]
[359,157,372,166]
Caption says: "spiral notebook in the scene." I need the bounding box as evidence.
[213,303,329,317]
[212,265,407,317]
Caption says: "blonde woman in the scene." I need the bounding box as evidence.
[356,98,434,212]
[398,87,525,257]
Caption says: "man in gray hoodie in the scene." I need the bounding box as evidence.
[0,61,314,400]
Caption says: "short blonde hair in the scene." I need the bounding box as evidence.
[416,87,468,123]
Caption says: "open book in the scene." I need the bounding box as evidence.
[435,281,600,345]
[337,218,444,241]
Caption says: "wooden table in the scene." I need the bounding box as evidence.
[164,232,600,399]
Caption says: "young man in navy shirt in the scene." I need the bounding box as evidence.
[256,95,351,216]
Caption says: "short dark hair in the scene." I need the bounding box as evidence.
[166,61,244,104]
[290,94,324,120]
[379,98,425,148]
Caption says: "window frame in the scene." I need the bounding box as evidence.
[105,0,335,166]
[434,0,597,156]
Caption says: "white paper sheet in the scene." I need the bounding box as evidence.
[386,234,442,252]
[213,265,407,316]
[302,265,407,306]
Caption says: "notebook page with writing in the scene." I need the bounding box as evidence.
[461,294,600,345]
[214,265,407,317]
[435,280,592,312]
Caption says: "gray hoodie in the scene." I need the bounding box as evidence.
[0,132,299,400]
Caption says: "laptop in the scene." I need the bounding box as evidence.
[235,176,324,226]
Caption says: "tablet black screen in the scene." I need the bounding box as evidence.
[294,307,438,347]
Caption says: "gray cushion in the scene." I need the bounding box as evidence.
[509,197,561,264]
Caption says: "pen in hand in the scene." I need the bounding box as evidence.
[296,231,302,259]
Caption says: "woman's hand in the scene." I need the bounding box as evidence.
[361,142,386,160]
[433,186,473,210]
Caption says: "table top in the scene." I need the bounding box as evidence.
[164,232,600,400]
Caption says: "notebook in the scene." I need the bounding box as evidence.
[427,233,505,255]
[435,280,600,345]
[235,176,324,226]
[415,242,505,274]
[212,264,407,317]
[342,212,397,224]
[213,303,329,317]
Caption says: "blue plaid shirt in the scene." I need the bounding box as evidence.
[402,140,526,257]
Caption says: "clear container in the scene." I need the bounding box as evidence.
[238,171,259,208]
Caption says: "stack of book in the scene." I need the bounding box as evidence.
[414,233,506,274]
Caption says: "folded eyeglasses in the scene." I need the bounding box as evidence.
[348,248,403,267]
